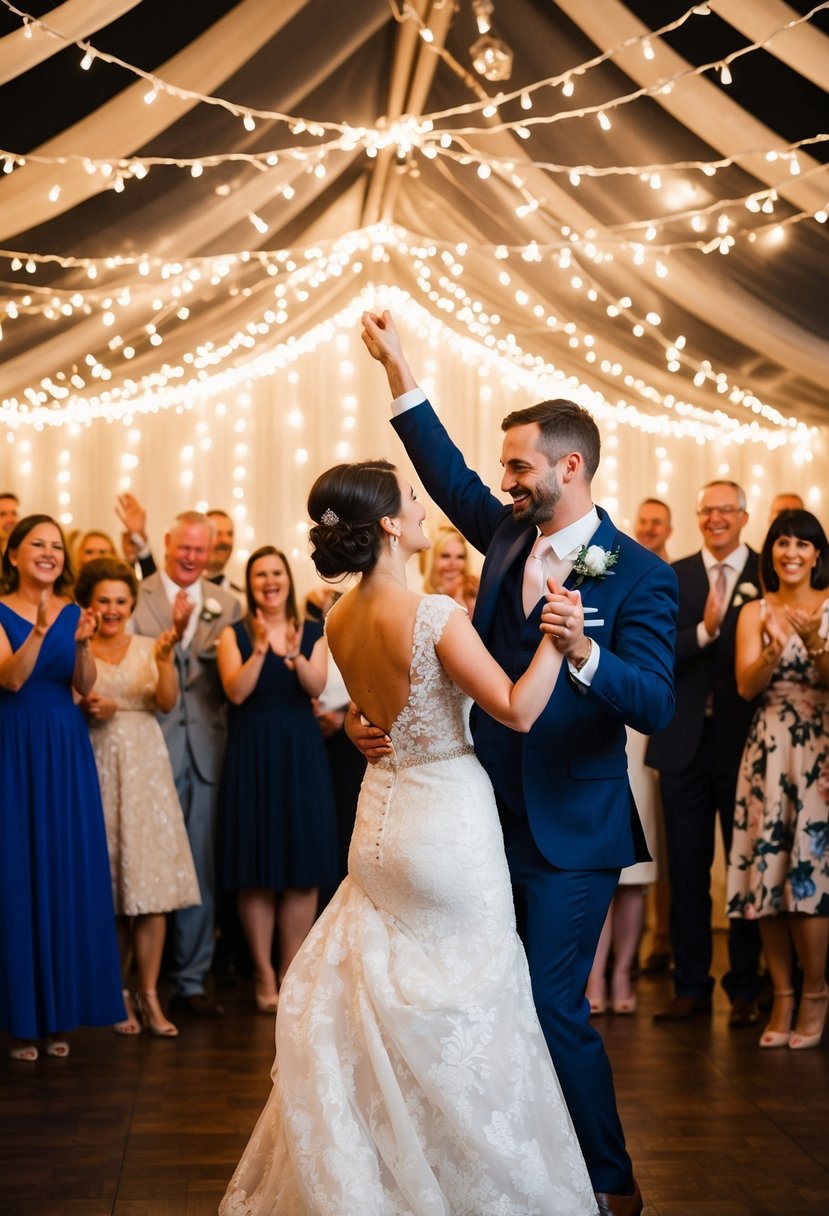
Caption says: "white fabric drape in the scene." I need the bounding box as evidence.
[0,0,142,85]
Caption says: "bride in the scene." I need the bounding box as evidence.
[220,459,597,1216]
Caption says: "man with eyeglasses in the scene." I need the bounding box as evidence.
[646,481,762,1026]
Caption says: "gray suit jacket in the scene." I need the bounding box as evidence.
[133,573,241,784]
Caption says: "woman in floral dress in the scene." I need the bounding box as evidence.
[728,510,829,1049]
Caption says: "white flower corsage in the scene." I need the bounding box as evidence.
[732,582,759,608]
[571,543,619,587]
[201,597,223,622]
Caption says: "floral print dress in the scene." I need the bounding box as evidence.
[728,605,829,919]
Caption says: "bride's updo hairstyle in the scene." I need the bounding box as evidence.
[308,460,401,579]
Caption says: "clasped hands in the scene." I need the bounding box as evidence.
[541,577,590,667]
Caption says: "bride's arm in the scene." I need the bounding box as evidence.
[436,606,566,732]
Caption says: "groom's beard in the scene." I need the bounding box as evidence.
[511,470,562,527]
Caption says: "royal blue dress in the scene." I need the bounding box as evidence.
[220,619,338,890]
[0,602,125,1039]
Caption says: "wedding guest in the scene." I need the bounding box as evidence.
[0,492,19,557]
[73,529,117,570]
[769,492,804,524]
[647,481,763,1026]
[305,588,366,889]
[217,548,337,1012]
[728,510,829,1049]
[133,512,240,1017]
[420,523,479,615]
[587,498,671,1013]
[205,509,244,597]
[0,516,124,1061]
[75,558,201,1038]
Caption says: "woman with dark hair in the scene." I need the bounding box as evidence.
[0,516,125,1061]
[75,557,200,1038]
[220,463,596,1216]
[217,546,336,1014]
[728,509,829,1049]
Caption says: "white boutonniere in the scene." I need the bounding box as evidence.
[732,582,759,608]
[201,597,222,622]
[571,544,619,588]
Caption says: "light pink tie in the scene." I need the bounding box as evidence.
[712,562,728,622]
[522,534,552,616]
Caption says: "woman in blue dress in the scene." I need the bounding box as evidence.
[0,515,124,1061]
[218,546,336,1013]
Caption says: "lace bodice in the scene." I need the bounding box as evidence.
[91,635,159,710]
[379,594,474,769]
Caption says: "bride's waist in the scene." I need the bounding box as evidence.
[375,742,475,771]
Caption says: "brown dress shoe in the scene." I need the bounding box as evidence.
[728,998,760,1027]
[594,1180,643,1215]
[179,993,225,1018]
[653,994,712,1021]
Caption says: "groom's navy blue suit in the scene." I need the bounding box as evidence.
[393,400,677,1194]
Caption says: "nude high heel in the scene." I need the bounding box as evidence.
[789,989,828,1050]
[759,989,795,1049]
[135,990,179,1038]
[114,989,142,1036]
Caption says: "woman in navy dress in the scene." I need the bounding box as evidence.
[0,515,124,1061]
[218,546,336,1012]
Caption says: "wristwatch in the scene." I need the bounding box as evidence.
[572,637,593,672]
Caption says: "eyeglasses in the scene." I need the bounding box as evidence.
[696,506,743,518]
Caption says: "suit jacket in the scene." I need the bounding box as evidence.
[645,549,760,776]
[132,574,241,784]
[393,400,678,870]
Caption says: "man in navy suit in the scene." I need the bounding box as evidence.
[646,481,762,1024]
[358,311,677,1216]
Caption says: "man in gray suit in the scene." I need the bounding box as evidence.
[133,510,241,1016]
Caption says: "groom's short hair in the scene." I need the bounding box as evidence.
[501,400,601,480]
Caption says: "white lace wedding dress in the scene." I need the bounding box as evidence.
[220,595,597,1216]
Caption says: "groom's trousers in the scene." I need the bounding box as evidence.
[502,812,631,1196]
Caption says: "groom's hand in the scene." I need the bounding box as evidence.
[361,310,417,398]
[540,578,590,666]
[344,702,392,764]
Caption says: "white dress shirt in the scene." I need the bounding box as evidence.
[697,542,749,647]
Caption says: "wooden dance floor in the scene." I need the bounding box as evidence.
[2,936,827,1216]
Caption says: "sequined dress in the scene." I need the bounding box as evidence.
[88,635,200,916]
[220,595,596,1216]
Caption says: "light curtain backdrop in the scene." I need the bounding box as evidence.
[1,289,824,602]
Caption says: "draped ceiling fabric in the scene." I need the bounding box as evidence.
[0,0,826,587]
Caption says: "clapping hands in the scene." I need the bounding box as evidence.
[759,604,788,667]
[783,603,824,654]
[154,627,178,665]
[172,589,195,640]
[74,605,99,644]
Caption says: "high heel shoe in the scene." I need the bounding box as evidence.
[45,1038,70,1058]
[789,989,828,1050]
[254,987,279,1014]
[759,989,795,1049]
[114,989,142,1036]
[9,1041,38,1062]
[135,990,179,1038]
[586,979,607,1016]
[611,972,637,1015]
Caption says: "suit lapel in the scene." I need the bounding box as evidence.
[142,575,174,632]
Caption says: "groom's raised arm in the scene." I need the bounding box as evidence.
[362,310,507,554]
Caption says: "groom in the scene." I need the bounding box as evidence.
[357,311,677,1216]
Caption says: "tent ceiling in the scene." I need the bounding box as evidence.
[0,0,826,431]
